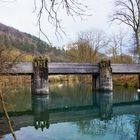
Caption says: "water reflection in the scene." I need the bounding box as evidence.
[98,92,113,120]
[1,83,140,140]
[138,120,140,140]
[92,91,113,120]
[113,86,138,103]
[31,91,114,131]
[74,92,140,140]
[30,89,140,140]
[32,95,49,131]
[92,91,98,106]
[0,83,139,113]
[139,92,140,101]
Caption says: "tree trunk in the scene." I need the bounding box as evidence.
[135,31,140,63]
[0,91,16,140]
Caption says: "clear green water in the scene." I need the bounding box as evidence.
[0,82,140,140]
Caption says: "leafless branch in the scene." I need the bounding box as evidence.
[111,0,140,62]
[33,0,89,43]
[0,91,17,140]
[0,0,16,3]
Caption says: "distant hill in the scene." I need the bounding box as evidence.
[0,23,66,61]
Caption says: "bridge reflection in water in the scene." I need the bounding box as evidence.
[0,91,140,139]
[31,91,139,131]
[32,95,50,131]
[98,92,113,120]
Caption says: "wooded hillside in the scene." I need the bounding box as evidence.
[0,23,65,61]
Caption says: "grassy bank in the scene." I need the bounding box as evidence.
[0,75,31,88]
[48,75,79,82]
[113,75,138,87]
[0,75,138,88]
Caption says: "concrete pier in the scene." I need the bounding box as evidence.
[32,56,49,95]
[92,75,99,90]
[99,60,113,91]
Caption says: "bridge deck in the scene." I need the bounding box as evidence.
[2,62,140,75]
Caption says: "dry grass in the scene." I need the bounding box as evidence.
[0,75,31,88]
[113,75,138,87]
[0,75,138,88]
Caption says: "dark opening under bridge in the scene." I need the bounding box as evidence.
[2,58,140,94]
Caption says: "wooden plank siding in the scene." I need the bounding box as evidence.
[111,64,140,74]
[48,63,99,75]
[1,62,140,75]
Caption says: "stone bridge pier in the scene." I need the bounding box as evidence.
[32,58,113,94]
[99,60,113,91]
[32,56,49,95]
[92,60,113,91]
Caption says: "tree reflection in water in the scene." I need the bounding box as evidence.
[31,87,140,140]
[76,91,139,140]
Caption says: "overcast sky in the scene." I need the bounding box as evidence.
[0,0,124,47]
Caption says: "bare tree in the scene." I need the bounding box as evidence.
[107,30,126,62]
[66,30,109,63]
[33,0,89,43]
[0,47,21,140]
[0,91,16,140]
[0,0,89,43]
[78,30,109,62]
[0,1,88,139]
[111,0,140,62]
[0,0,16,2]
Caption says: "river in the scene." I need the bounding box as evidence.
[0,81,140,140]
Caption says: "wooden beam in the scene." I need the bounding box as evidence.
[112,64,140,74]
[1,62,140,75]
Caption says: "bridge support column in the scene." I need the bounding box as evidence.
[32,56,49,95]
[138,75,140,89]
[92,75,99,90]
[99,60,113,91]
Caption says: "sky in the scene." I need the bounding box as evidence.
[0,0,125,47]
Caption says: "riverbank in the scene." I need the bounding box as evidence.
[113,75,138,87]
[0,75,138,88]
